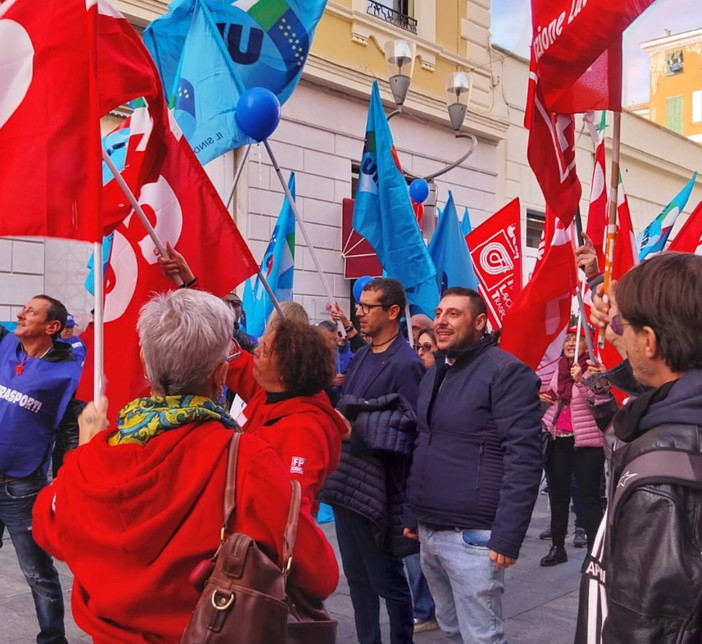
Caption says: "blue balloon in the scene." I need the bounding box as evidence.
[353,276,374,302]
[409,178,429,204]
[235,87,281,142]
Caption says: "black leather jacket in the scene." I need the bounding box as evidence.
[603,370,702,643]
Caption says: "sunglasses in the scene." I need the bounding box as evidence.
[414,342,434,353]
[610,314,631,336]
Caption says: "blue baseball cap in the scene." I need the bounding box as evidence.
[65,314,76,327]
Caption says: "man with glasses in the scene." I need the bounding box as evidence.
[577,253,702,644]
[320,278,425,644]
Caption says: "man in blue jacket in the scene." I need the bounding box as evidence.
[0,295,83,644]
[320,278,425,644]
[404,287,543,644]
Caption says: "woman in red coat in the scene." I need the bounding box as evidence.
[31,289,338,644]
[227,317,349,515]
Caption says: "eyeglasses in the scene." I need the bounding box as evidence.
[610,314,631,336]
[355,302,387,315]
[414,342,434,353]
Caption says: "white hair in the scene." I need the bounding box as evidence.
[137,289,234,396]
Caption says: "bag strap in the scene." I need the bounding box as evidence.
[221,431,242,541]
[282,480,301,575]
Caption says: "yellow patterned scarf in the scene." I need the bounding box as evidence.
[108,395,240,446]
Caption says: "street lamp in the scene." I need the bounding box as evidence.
[383,39,478,238]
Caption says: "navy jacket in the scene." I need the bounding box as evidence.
[406,336,543,559]
[319,334,424,556]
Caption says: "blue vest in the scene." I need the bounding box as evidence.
[0,334,82,477]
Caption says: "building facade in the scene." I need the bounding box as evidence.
[1,1,700,329]
[641,27,702,143]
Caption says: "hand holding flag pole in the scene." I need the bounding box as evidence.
[572,212,597,364]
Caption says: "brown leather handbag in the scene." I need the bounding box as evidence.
[180,432,337,644]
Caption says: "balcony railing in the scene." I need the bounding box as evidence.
[366,0,417,35]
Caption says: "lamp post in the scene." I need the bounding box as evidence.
[383,39,478,239]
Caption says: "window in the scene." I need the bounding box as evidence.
[693,90,702,124]
[665,50,684,74]
[666,95,684,134]
[525,210,545,249]
[366,0,417,34]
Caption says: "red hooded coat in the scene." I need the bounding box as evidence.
[32,422,338,643]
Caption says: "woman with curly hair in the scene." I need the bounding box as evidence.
[227,317,349,514]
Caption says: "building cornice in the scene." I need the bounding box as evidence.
[641,28,702,52]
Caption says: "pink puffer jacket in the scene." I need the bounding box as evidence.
[542,371,604,448]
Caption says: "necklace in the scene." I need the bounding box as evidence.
[15,345,52,375]
[371,332,399,350]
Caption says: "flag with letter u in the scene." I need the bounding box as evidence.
[243,172,297,338]
[144,0,327,164]
[353,81,438,317]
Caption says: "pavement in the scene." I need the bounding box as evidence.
[0,493,582,644]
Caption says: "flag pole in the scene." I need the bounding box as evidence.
[92,241,105,402]
[255,267,285,318]
[263,139,337,306]
[225,144,251,210]
[599,110,621,348]
[101,147,183,286]
[571,216,597,363]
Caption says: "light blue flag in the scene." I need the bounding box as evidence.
[84,235,114,296]
[637,172,698,261]
[242,172,296,337]
[144,0,327,164]
[461,206,472,236]
[428,192,478,294]
[353,81,438,317]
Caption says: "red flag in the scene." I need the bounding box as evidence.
[501,213,578,371]
[612,172,638,280]
[586,132,607,268]
[531,0,655,111]
[525,55,582,227]
[0,0,102,241]
[668,201,702,254]
[466,198,523,330]
[97,116,258,414]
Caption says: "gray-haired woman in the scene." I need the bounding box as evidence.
[32,289,338,644]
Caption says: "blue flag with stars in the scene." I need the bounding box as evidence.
[637,172,697,261]
[145,0,327,164]
[353,81,438,317]
[242,172,296,337]
[428,192,478,294]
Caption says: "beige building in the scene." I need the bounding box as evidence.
[1,1,701,328]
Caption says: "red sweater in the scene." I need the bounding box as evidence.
[32,422,338,644]
[226,351,346,513]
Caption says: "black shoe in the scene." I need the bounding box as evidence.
[539,527,552,540]
[540,546,568,567]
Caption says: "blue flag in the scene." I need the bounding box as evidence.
[637,172,697,261]
[428,192,478,294]
[242,172,296,337]
[353,81,438,317]
[461,206,472,236]
[84,235,114,296]
[144,0,327,164]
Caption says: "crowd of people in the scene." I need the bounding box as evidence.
[1,245,702,644]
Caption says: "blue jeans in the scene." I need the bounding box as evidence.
[334,506,414,644]
[404,552,435,621]
[418,525,506,644]
[0,473,66,644]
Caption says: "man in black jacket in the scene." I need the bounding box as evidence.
[577,252,702,644]
[404,287,543,644]
[320,278,425,644]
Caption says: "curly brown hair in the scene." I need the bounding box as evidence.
[270,318,334,395]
